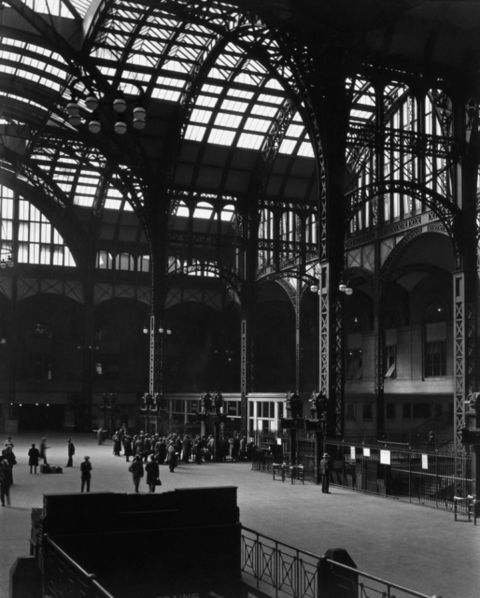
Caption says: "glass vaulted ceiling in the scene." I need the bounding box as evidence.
[1,0,398,224]
[90,4,313,156]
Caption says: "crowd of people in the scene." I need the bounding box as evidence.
[110,426,255,468]
[0,427,258,503]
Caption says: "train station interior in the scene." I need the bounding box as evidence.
[1,0,480,596]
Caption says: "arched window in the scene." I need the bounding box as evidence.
[96,250,113,270]
[138,254,150,273]
[0,187,76,267]
[115,252,135,271]
[220,203,235,222]
[193,201,214,220]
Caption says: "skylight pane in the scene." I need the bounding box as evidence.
[245,117,270,133]
[286,124,304,137]
[279,139,297,154]
[197,95,219,108]
[237,133,263,150]
[184,124,207,142]
[74,197,95,208]
[191,109,212,124]
[221,99,249,113]
[298,142,314,158]
[105,199,122,210]
[154,88,181,102]
[251,105,277,117]
[208,129,236,145]
[258,94,283,105]
[214,113,242,128]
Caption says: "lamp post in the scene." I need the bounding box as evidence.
[142,317,171,433]
[310,275,352,481]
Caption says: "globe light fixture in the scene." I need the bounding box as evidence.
[66,78,147,135]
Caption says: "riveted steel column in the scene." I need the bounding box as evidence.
[452,96,479,493]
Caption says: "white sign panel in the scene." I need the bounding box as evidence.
[380,450,391,465]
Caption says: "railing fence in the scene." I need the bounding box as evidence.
[253,436,473,513]
[241,526,437,598]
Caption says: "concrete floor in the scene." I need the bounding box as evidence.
[1,432,479,598]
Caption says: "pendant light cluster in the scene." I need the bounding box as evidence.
[66,79,147,135]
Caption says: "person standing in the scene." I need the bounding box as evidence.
[97,427,104,445]
[128,455,144,493]
[66,438,75,467]
[28,443,40,474]
[166,441,177,472]
[123,434,133,462]
[0,458,12,506]
[80,456,92,493]
[39,437,49,465]
[145,455,160,493]
[320,453,331,494]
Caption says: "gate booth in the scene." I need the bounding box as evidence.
[12,487,271,598]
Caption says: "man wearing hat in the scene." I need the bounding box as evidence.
[320,453,331,494]
[80,456,92,493]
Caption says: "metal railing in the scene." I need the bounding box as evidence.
[241,526,436,598]
[269,437,474,513]
[42,535,114,598]
[38,528,436,598]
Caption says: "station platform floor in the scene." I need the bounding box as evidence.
[0,432,478,598]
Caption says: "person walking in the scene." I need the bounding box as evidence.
[128,455,144,493]
[1,445,16,485]
[0,458,12,506]
[320,453,331,494]
[145,455,160,493]
[80,456,92,493]
[28,443,40,474]
[66,438,75,467]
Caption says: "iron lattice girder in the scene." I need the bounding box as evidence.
[347,123,456,159]
[142,0,303,93]
[347,179,458,237]
[29,135,146,211]
[167,229,242,249]
[454,279,466,457]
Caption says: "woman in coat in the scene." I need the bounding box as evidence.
[145,455,160,493]
[28,443,40,474]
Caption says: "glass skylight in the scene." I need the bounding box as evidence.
[20,0,79,18]
[1,39,68,93]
